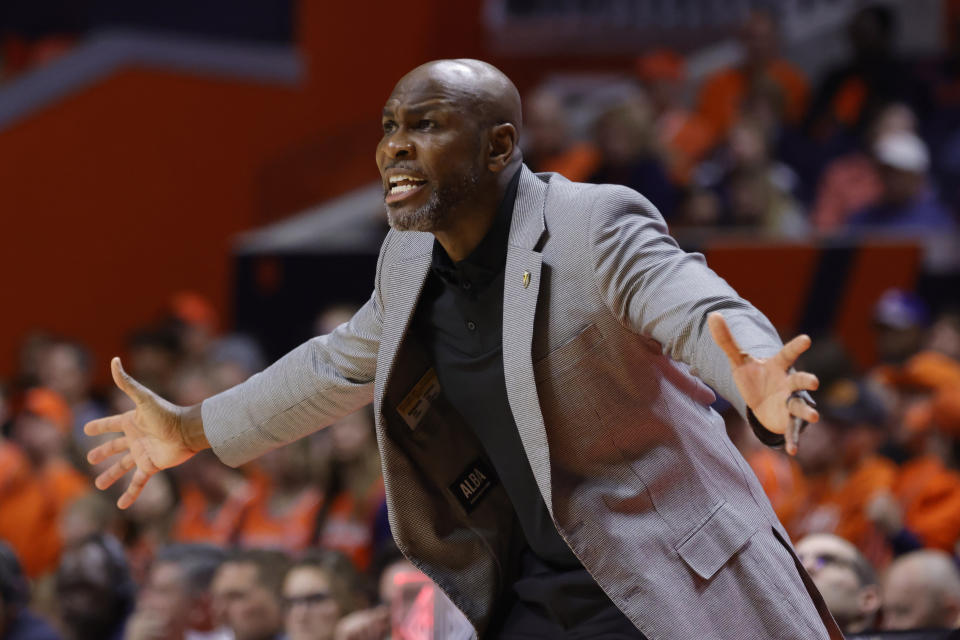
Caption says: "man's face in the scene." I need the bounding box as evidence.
[138,562,191,638]
[56,543,123,640]
[211,563,283,640]
[376,73,486,233]
[283,567,340,640]
[796,536,874,630]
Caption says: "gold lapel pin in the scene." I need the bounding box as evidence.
[522,271,531,289]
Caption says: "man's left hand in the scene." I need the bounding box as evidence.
[708,312,819,455]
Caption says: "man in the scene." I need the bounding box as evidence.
[847,131,955,231]
[210,550,288,640]
[795,534,881,634]
[882,550,960,631]
[86,59,836,639]
[125,544,229,640]
[55,534,134,640]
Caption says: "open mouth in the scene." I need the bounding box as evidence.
[386,174,428,204]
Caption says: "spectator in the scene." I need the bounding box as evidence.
[811,102,917,233]
[36,340,106,448]
[125,544,229,640]
[10,389,89,514]
[0,435,59,578]
[873,289,931,367]
[167,292,219,366]
[926,310,960,361]
[238,440,324,551]
[696,8,809,141]
[207,336,265,393]
[5,389,89,577]
[695,118,806,235]
[847,131,955,231]
[795,533,881,635]
[805,4,928,142]
[882,550,960,631]
[54,534,134,640]
[0,542,60,640]
[634,50,715,184]
[210,549,288,640]
[170,452,253,546]
[869,352,960,554]
[588,97,676,216]
[522,87,600,182]
[282,551,362,640]
[316,409,385,572]
[790,378,897,567]
[125,328,182,402]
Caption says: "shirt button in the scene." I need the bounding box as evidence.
[466,321,477,331]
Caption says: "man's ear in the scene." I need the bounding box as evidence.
[487,123,518,173]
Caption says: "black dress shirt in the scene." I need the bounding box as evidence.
[411,169,635,632]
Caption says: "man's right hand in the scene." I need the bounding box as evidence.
[84,357,207,509]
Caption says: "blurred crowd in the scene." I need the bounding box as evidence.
[524,6,960,236]
[0,294,428,640]
[3,4,960,640]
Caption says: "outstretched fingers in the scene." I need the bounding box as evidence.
[94,453,135,490]
[774,334,812,370]
[707,312,747,367]
[87,436,129,465]
[118,469,151,510]
[83,413,130,437]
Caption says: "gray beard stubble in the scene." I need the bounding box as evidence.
[386,170,482,232]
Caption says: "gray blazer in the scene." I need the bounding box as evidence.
[203,166,843,639]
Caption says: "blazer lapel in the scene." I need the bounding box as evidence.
[375,232,433,413]
[502,166,554,515]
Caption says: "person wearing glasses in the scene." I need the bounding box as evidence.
[796,533,881,635]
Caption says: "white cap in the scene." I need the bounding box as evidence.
[873,131,930,173]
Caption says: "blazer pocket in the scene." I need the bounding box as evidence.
[675,500,758,581]
[533,323,603,383]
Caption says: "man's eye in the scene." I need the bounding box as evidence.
[415,119,434,130]
[382,121,397,133]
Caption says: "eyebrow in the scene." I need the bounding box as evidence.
[382,98,456,118]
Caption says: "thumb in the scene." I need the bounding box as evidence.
[111,357,152,406]
[707,312,746,367]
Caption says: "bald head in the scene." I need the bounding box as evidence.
[392,59,522,131]
[883,550,960,630]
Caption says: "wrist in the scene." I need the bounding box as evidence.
[178,403,210,453]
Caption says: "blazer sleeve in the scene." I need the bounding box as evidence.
[587,184,786,440]
[201,236,390,467]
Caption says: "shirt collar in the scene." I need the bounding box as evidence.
[431,167,521,287]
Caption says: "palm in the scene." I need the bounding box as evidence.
[85,358,194,508]
[125,401,192,471]
[708,313,819,454]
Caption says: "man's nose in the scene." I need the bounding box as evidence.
[385,134,415,160]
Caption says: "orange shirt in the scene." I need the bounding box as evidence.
[656,110,717,184]
[318,476,385,571]
[793,456,897,567]
[747,447,808,539]
[895,455,960,552]
[236,474,323,551]
[171,482,254,545]
[0,442,61,577]
[697,60,810,139]
[537,143,601,183]
[40,459,90,513]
